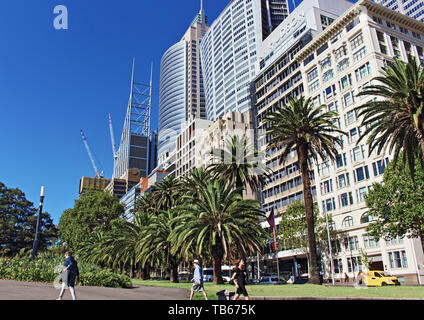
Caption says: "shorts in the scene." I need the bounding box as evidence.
[236,284,248,296]
[191,283,205,292]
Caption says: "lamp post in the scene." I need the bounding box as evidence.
[31,186,45,260]
[324,210,335,285]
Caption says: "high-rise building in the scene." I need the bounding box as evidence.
[200,0,289,122]
[373,0,424,22]
[158,4,210,166]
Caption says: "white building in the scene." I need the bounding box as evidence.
[296,0,424,284]
[200,0,290,121]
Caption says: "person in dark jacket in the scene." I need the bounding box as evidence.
[57,252,79,300]
[231,259,249,300]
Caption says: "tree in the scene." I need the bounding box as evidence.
[355,55,424,178]
[277,201,333,255]
[137,210,181,283]
[365,156,424,251]
[0,182,58,256]
[171,179,266,284]
[207,135,270,196]
[150,175,183,211]
[263,96,345,284]
[58,190,124,252]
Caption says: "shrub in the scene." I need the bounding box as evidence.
[0,251,132,288]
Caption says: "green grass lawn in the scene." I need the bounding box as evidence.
[131,279,424,300]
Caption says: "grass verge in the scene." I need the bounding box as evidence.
[132,279,424,300]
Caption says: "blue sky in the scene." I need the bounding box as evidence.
[0,0,336,224]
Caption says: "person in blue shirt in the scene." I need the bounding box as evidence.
[189,259,208,300]
[57,251,79,300]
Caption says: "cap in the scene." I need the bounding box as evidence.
[193,259,199,264]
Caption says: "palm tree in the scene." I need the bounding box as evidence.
[181,167,210,196]
[207,135,270,196]
[150,175,183,211]
[170,179,266,285]
[263,96,345,284]
[136,210,181,283]
[355,55,424,178]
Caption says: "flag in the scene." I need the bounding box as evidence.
[266,209,277,251]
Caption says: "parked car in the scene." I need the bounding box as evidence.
[258,276,286,285]
[361,271,400,286]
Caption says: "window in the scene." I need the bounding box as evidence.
[323,69,334,83]
[353,46,367,62]
[336,153,347,169]
[335,45,348,60]
[320,56,332,71]
[321,179,333,194]
[337,173,350,188]
[334,258,343,273]
[344,92,353,107]
[363,234,379,248]
[308,80,320,93]
[388,251,408,269]
[355,63,371,81]
[322,198,336,212]
[372,158,389,176]
[355,166,370,182]
[347,257,359,273]
[350,33,364,50]
[344,236,359,251]
[339,192,354,207]
[307,67,319,82]
[342,216,354,228]
[340,74,352,90]
[345,110,356,126]
[337,58,350,72]
[358,186,368,202]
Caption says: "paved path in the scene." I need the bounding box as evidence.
[0,280,189,300]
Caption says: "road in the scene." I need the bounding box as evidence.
[0,280,189,300]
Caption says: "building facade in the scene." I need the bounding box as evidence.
[253,0,353,276]
[158,6,210,166]
[374,0,424,22]
[78,176,110,196]
[295,0,424,284]
[200,0,289,122]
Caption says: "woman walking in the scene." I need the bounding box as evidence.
[231,259,249,300]
[57,251,79,300]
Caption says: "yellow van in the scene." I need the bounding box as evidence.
[359,271,400,287]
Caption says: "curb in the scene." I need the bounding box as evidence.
[250,296,424,301]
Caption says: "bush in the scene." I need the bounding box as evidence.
[0,251,132,288]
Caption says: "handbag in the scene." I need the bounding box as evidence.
[61,269,70,286]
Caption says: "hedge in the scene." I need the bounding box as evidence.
[0,252,132,288]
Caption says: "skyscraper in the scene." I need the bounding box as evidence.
[158,3,210,166]
[374,0,424,22]
[199,0,289,122]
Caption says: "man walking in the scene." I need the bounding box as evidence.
[190,259,208,300]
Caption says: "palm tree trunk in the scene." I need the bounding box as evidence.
[298,144,321,285]
[211,245,224,284]
[170,264,179,283]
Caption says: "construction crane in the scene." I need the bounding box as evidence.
[108,113,117,160]
[80,129,103,177]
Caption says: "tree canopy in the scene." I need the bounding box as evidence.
[58,190,124,252]
[0,182,57,256]
[365,156,424,249]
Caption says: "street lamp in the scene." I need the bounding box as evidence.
[31,186,45,260]
[324,210,335,285]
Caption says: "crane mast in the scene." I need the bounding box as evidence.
[108,113,117,159]
[80,129,99,177]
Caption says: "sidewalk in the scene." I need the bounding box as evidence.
[0,280,189,300]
